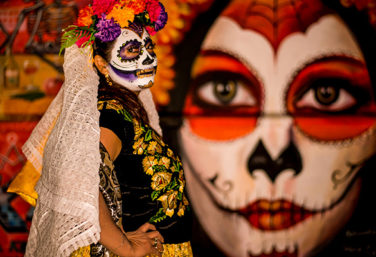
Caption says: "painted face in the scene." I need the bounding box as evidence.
[179,2,376,257]
[108,25,157,91]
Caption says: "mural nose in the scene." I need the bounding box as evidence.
[142,55,154,65]
[247,140,303,182]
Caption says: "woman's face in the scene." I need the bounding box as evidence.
[107,26,158,91]
[179,3,376,257]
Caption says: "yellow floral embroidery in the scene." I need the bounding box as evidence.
[142,156,158,175]
[158,190,178,217]
[147,141,162,155]
[158,157,170,169]
[151,172,172,191]
[133,137,148,155]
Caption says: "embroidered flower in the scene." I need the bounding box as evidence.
[158,157,170,169]
[77,6,94,27]
[158,190,178,217]
[152,131,165,146]
[177,202,185,216]
[107,4,135,28]
[95,15,121,42]
[166,148,174,158]
[92,0,117,16]
[142,156,158,175]
[133,137,148,154]
[147,141,162,155]
[151,171,172,191]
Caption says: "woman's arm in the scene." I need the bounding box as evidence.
[99,127,164,257]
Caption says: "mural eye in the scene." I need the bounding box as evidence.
[295,79,361,112]
[197,79,256,107]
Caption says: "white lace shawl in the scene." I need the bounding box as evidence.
[23,45,162,256]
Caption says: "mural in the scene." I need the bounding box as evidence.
[1,0,376,256]
[171,0,376,256]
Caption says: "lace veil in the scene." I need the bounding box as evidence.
[22,44,162,256]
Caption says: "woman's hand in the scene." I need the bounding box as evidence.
[125,223,164,257]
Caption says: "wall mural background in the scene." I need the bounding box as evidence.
[1,0,376,256]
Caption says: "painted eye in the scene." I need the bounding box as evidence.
[144,39,156,57]
[197,79,256,107]
[118,40,142,62]
[295,79,360,112]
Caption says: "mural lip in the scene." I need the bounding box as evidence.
[238,199,314,231]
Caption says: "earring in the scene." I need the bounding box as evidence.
[105,74,113,86]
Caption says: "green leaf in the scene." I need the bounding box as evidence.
[151,190,161,201]
[59,25,95,55]
[145,130,152,141]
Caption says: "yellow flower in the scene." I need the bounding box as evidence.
[152,131,165,146]
[177,203,185,216]
[107,4,135,28]
[151,172,172,191]
[147,141,162,155]
[142,156,158,175]
[133,137,147,155]
[158,190,178,217]
[158,157,170,169]
[167,148,175,159]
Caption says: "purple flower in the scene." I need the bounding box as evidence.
[95,14,121,42]
[154,3,168,32]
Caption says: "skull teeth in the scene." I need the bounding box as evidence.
[136,68,155,78]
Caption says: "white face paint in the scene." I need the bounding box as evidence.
[179,15,376,257]
[108,27,158,91]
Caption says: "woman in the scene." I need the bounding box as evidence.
[9,0,192,256]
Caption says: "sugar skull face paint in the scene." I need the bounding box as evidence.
[179,1,376,256]
[108,25,157,91]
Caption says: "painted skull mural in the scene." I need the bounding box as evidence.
[178,0,376,256]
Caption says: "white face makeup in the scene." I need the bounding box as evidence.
[179,14,376,257]
[108,27,158,91]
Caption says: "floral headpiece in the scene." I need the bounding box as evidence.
[60,0,168,54]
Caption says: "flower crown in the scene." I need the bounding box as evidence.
[60,0,168,54]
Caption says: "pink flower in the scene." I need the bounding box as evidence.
[146,25,156,36]
[145,0,161,22]
[92,0,117,16]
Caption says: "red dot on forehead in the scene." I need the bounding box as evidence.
[222,0,332,51]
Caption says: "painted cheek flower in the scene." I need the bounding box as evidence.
[77,6,93,27]
[107,4,135,28]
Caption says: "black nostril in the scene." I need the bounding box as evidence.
[247,140,302,182]
[142,55,154,65]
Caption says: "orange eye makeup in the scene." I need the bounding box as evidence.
[184,52,262,140]
[287,57,376,141]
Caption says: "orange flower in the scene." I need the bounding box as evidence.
[107,4,135,28]
[77,6,93,27]
[121,0,147,14]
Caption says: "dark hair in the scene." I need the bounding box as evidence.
[93,38,149,124]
